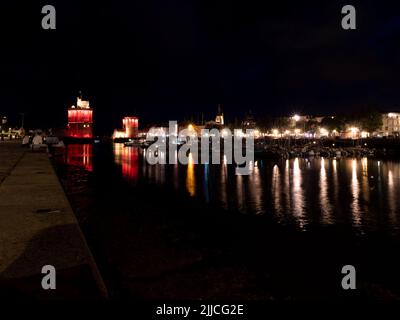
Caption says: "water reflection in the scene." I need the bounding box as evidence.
[320,158,333,224]
[249,162,263,214]
[66,144,93,171]
[351,159,362,226]
[236,174,245,212]
[271,165,282,217]
[114,143,138,182]
[186,153,196,196]
[387,165,397,224]
[220,157,228,209]
[110,145,400,233]
[292,158,306,228]
[361,158,370,208]
[203,164,210,203]
[284,159,291,216]
[332,159,339,209]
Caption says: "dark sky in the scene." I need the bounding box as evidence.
[1,0,400,134]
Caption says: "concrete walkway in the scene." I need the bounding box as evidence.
[0,141,107,299]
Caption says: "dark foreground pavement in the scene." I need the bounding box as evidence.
[0,141,107,299]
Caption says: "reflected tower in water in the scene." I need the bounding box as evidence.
[113,143,139,182]
[66,144,93,172]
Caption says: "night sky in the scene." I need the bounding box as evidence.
[1,0,400,134]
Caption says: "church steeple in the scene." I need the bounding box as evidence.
[215,104,224,125]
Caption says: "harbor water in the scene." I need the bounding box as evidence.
[54,143,400,299]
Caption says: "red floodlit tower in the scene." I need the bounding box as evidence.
[122,117,139,138]
[67,96,93,138]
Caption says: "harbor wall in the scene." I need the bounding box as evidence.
[0,141,107,299]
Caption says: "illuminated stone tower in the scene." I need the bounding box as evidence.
[67,94,93,138]
[122,117,139,138]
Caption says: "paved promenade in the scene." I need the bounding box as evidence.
[0,141,107,299]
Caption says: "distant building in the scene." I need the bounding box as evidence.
[113,116,139,139]
[67,95,93,138]
[215,104,224,126]
[380,112,400,137]
[0,116,6,134]
[122,117,139,138]
[287,115,325,126]
[146,126,168,142]
[242,110,256,129]
[205,104,225,129]
[0,116,22,139]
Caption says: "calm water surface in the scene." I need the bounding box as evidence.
[66,143,400,234]
[58,143,400,299]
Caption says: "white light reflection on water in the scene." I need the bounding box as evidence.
[351,159,362,227]
[320,158,333,224]
[248,161,263,214]
[271,164,283,218]
[173,150,179,190]
[236,174,245,212]
[292,158,306,228]
[110,146,400,233]
[284,159,291,216]
[387,166,397,224]
[361,157,370,209]
[332,159,339,208]
[220,156,228,209]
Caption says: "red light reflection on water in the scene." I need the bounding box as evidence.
[114,144,139,181]
[65,144,93,172]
